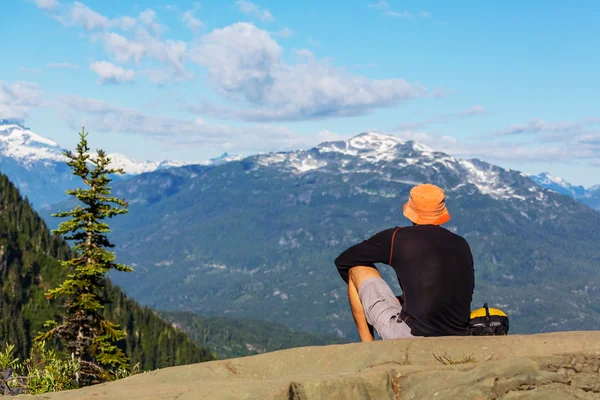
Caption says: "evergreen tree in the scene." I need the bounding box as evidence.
[37,128,132,384]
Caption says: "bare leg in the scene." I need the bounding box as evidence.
[348,266,383,342]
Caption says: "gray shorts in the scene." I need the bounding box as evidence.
[358,277,414,340]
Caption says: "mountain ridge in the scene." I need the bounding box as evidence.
[40,131,600,339]
[530,171,600,211]
[0,121,238,208]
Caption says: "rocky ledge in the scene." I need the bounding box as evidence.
[24,331,600,400]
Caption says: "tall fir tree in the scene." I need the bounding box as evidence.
[37,128,132,384]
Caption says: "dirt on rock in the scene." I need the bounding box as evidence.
[21,331,600,400]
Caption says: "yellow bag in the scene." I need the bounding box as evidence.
[468,303,509,336]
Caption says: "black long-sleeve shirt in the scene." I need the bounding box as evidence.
[335,225,474,337]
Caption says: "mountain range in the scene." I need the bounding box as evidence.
[3,123,599,339]
[1,120,596,212]
[529,172,600,211]
[0,120,238,208]
[37,131,600,340]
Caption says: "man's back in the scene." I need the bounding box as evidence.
[391,225,474,336]
[335,224,474,337]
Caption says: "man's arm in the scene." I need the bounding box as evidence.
[334,228,397,283]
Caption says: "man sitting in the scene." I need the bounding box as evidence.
[334,184,475,341]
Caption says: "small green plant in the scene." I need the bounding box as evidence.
[113,362,141,381]
[0,344,21,395]
[21,341,80,395]
[0,342,80,395]
[432,352,477,365]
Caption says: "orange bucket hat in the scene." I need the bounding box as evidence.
[403,184,451,225]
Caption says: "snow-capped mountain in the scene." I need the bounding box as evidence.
[0,120,234,208]
[0,120,189,175]
[530,172,599,211]
[0,120,65,164]
[256,131,548,202]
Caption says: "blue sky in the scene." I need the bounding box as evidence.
[1,0,599,186]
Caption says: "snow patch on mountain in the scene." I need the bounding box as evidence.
[458,160,526,200]
[257,151,327,173]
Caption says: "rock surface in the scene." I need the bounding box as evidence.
[24,331,600,400]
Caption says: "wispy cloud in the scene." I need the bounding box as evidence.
[62,1,111,30]
[272,27,294,38]
[0,81,45,121]
[369,2,433,19]
[308,37,321,46]
[368,1,389,10]
[47,62,80,69]
[19,67,44,74]
[394,105,488,131]
[183,8,203,33]
[43,3,189,80]
[496,118,597,136]
[352,63,380,69]
[460,105,487,117]
[385,10,413,18]
[58,95,313,152]
[235,0,274,23]
[90,61,135,84]
[392,128,600,167]
[186,23,427,122]
[33,0,59,11]
[138,9,166,37]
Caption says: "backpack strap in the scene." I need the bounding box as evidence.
[388,227,401,265]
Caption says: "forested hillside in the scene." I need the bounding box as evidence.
[0,172,215,371]
[162,312,349,359]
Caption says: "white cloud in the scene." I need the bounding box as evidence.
[34,0,59,10]
[96,32,146,63]
[307,37,321,46]
[183,9,203,33]
[94,29,187,74]
[235,0,274,23]
[138,9,165,36]
[352,63,380,69]
[295,49,315,60]
[186,23,427,121]
[19,67,44,74]
[272,27,293,38]
[391,129,600,166]
[368,1,389,10]
[496,118,595,136]
[460,105,487,117]
[0,81,44,121]
[385,10,413,18]
[90,61,135,84]
[47,62,80,69]
[369,2,431,19]
[113,16,137,30]
[66,2,111,31]
[59,95,306,152]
